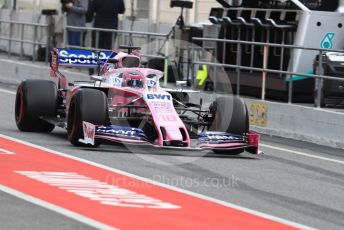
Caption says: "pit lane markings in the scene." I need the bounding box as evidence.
[261,143,344,165]
[0,134,310,230]
[0,185,115,230]
[0,148,15,154]
[15,171,180,209]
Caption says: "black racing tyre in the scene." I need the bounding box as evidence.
[209,96,249,155]
[15,80,57,132]
[209,96,249,134]
[67,88,108,146]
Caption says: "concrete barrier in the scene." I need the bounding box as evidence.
[245,99,344,150]
[0,56,343,150]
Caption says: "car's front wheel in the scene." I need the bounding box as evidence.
[209,96,249,155]
[67,88,108,146]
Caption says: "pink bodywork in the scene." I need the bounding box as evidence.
[50,48,259,152]
[103,68,190,147]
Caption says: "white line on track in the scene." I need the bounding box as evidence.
[0,185,116,230]
[0,88,15,95]
[0,148,15,154]
[261,143,344,165]
[0,134,312,230]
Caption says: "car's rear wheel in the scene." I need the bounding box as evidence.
[209,96,249,134]
[67,88,108,146]
[209,96,249,155]
[15,80,57,132]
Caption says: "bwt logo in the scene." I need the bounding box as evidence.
[59,50,110,65]
[147,94,171,100]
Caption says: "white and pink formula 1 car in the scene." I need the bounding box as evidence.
[15,48,260,155]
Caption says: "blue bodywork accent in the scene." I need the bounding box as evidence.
[198,132,246,144]
[96,126,147,140]
[57,49,115,67]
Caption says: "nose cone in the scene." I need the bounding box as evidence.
[165,127,183,141]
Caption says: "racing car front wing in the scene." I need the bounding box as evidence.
[79,122,260,154]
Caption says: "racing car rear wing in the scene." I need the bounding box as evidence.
[50,48,116,71]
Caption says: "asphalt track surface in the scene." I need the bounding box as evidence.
[0,84,344,229]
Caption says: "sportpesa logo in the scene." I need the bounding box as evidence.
[58,49,113,65]
[97,128,136,136]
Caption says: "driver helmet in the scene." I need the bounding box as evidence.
[122,72,143,88]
